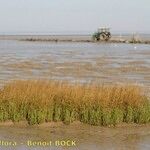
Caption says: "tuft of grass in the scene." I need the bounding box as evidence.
[0,80,149,126]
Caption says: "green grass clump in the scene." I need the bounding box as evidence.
[0,80,149,126]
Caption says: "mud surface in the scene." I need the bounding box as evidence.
[0,39,150,150]
[0,40,150,89]
[0,123,150,150]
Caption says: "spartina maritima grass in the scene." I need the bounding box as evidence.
[0,80,149,126]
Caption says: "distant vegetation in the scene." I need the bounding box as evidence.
[0,81,149,126]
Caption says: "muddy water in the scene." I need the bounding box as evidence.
[0,40,150,88]
[0,123,150,150]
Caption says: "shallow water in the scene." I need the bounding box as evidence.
[0,40,150,88]
[0,123,150,150]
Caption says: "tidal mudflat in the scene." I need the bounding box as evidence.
[0,40,150,89]
[0,38,150,150]
[0,122,150,150]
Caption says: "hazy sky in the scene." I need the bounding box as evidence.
[0,0,149,34]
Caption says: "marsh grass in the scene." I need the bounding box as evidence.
[0,80,149,126]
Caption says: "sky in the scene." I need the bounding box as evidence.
[0,0,149,34]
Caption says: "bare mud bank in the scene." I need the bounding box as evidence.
[0,122,150,150]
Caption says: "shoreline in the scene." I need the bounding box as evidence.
[0,34,150,44]
[21,38,150,44]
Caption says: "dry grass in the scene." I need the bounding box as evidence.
[0,80,149,126]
